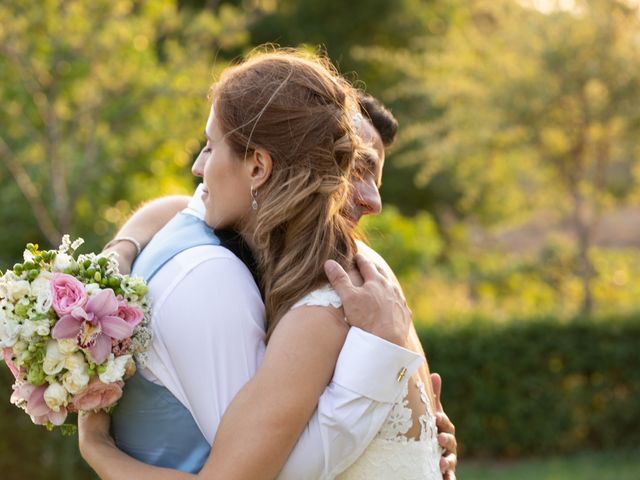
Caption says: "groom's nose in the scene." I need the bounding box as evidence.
[357,181,382,217]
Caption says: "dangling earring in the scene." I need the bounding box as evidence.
[250,186,258,210]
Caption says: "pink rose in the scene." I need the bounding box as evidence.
[115,299,144,329]
[51,273,87,316]
[72,376,123,411]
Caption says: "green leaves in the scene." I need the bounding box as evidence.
[421,313,640,457]
[0,0,248,261]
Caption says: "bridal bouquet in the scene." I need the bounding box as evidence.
[0,236,152,431]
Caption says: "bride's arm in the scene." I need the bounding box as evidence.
[201,306,350,479]
[79,306,349,480]
[103,195,190,273]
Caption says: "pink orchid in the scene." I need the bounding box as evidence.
[10,383,67,426]
[52,288,136,364]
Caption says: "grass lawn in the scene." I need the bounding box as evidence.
[458,449,640,480]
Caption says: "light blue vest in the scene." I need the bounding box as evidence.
[111,212,221,473]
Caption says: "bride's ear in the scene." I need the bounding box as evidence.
[247,148,272,188]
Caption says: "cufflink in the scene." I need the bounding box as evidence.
[396,367,407,382]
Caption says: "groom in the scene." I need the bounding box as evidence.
[96,93,457,479]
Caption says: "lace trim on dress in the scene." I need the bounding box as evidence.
[337,378,443,479]
[377,378,438,444]
[291,284,342,310]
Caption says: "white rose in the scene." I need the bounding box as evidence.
[35,320,50,336]
[8,280,30,302]
[62,369,90,394]
[52,253,74,272]
[84,283,101,298]
[43,340,66,375]
[64,352,88,374]
[57,338,79,355]
[0,317,21,348]
[99,354,132,384]
[44,382,68,412]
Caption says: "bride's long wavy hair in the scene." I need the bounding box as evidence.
[211,49,360,337]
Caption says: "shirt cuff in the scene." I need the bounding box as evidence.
[331,327,424,403]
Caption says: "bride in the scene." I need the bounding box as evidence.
[78,49,446,479]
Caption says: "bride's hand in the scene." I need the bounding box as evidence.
[78,410,116,462]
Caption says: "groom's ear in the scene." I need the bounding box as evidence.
[247,148,273,188]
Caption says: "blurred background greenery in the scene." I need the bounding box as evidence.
[1,0,639,478]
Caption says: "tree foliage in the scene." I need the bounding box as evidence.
[0,0,248,262]
[355,0,640,313]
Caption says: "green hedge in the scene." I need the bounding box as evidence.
[1,315,638,479]
[420,313,640,458]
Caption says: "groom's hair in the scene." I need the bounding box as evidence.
[358,93,398,147]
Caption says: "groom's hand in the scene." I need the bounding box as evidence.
[432,372,458,480]
[324,253,412,347]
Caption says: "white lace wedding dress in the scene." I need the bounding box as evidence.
[292,286,443,480]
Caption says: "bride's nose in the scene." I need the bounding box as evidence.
[192,151,206,177]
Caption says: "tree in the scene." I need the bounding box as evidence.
[0,1,252,476]
[0,0,249,262]
[359,0,640,315]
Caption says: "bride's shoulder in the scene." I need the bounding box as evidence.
[273,285,347,347]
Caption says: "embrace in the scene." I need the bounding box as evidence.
[78,49,458,479]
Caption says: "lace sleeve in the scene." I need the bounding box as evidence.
[291,284,342,310]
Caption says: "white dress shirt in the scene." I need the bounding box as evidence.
[140,185,424,479]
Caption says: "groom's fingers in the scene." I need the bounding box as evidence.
[440,452,457,479]
[436,411,456,437]
[431,372,443,411]
[324,259,356,299]
[438,432,457,454]
[353,252,381,283]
